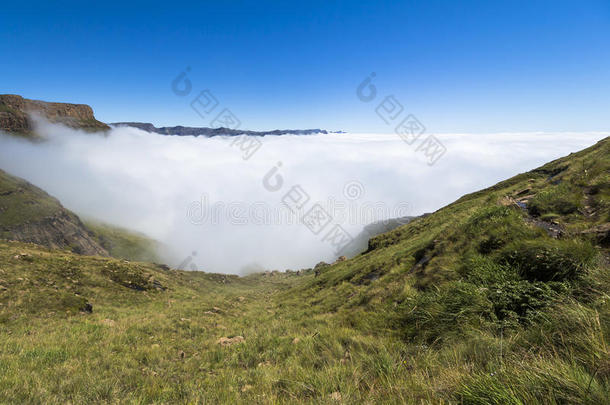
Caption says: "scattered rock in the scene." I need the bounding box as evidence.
[151,280,166,291]
[13,253,33,262]
[314,261,329,270]
[514,188,531,196]
[81,302,93,313]
[334,256,347,263]
[217,336,245,346]
[580,223,610,247]
[314,261,330,277]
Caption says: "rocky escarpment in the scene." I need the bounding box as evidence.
[0,94,109,136]
[111,122,328,137]
[0,169,108,256]
[6,211,109,256]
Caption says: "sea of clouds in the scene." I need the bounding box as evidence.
[0,121,607,274]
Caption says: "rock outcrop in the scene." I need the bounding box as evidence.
[0,94,109,136]
[0,169,108,256]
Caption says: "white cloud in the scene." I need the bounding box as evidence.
[0,121,606,274]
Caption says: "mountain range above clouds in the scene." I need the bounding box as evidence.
[0,94,330,138]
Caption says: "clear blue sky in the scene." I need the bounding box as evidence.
[1,0,609,132]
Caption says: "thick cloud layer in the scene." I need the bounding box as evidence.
[0,122,606,274]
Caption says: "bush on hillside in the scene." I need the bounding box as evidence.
[499,239,597,282]
[527,183,582,217]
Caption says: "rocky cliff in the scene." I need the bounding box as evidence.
[0,94,109,136]
[0,169,108,256]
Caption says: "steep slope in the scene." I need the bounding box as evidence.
[307,136,609,295]
[0,169,108,256]
[0,94,109,137]
[281,136,609,403]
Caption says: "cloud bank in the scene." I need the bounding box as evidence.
[0,122,606,274]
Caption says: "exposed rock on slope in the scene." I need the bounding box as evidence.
[0,169,108,256]
[0,94,109,136]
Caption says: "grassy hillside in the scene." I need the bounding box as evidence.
[84,220,162,263]
[0,137,608,403]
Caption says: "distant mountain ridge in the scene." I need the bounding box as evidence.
[110,122,329,137]
[0,95,331,138]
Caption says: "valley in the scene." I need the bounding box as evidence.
[0,133,608,403]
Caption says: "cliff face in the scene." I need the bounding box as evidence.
[0,169,108,256]
[0,94,109,136]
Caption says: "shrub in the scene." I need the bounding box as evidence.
[459,254,519,284]
[395,281,494,343]
[487,280,567,327]
[459,205,534,254]
[499,239,597,282]
[527,183,582,217]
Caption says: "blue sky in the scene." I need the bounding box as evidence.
[1,0,609,132]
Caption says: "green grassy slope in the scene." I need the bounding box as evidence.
[0,169,63,228]
[84,220,162,263]
[0,138,608,403]
[282,136,610,403]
